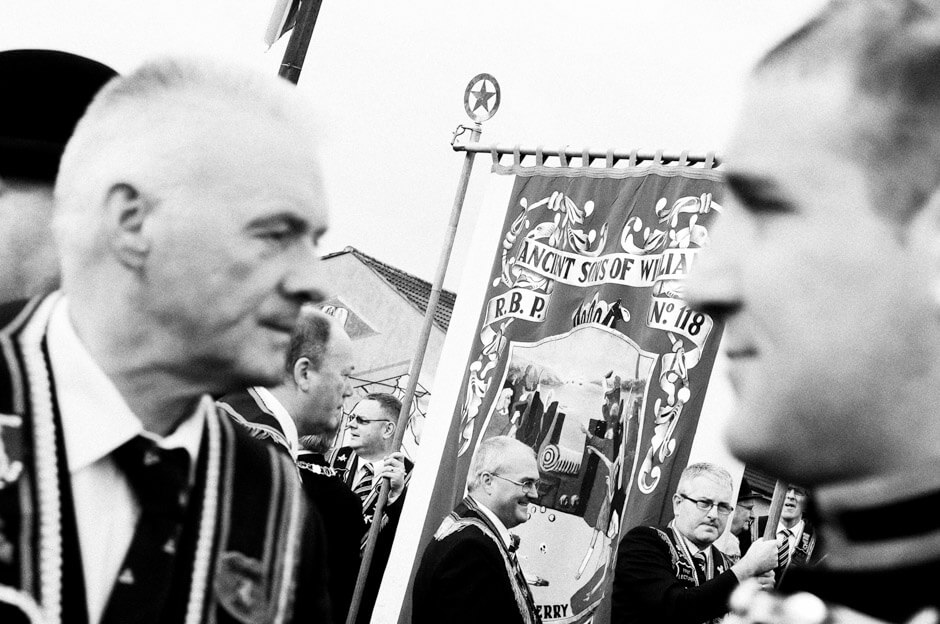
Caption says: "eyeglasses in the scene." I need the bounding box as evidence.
[491,474,542,495]
[678,493,734,516]
[347,415,393,426]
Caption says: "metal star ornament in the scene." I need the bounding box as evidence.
[464,73,500,122]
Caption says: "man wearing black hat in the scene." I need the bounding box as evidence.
[0,49,117,302]
[715,478,761,561]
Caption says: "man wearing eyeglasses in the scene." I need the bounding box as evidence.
[413,435,542,624]
[329,392,412,623]
[612,462,778,624]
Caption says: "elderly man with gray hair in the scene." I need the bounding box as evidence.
[413,435,543,624]
[0,56,331,624]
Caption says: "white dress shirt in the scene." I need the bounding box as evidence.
[778,518,805,556]
[48,298,205,624]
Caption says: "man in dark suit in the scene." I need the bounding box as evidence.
[753,486,817,587]
[0,49,116,302]
[685,2,940,621]
[612,462,777,624]
[218,307,355,462]
[330,392,412,623]
[0,57,332,623]
[218,307,361,621]
[715,477,760,561]
[413,435,542,624]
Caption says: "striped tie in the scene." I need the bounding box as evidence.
[776,528,792,570]
[354,463,374,508]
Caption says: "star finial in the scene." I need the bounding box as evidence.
[463,73,501,122]
[470,80,496,113]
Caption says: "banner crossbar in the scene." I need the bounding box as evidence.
[452,142,721,168]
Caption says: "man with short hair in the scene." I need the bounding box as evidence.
[612,462,777,624]
[218,307,361,621]
[0,57,331,623]
[685,1,940,620]
[330,392,412,623]
[0,49,116,302]
[412,435,542,624]
[754,486,817,586]
[218,307,355,460]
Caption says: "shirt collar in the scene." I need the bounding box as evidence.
[470,494,513,549]
[48,296,205,474]
[778,518,804,538]
[253,386,299,460]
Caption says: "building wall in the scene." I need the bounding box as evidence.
[319,253,449,456]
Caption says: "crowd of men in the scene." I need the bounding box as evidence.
[3,0,940,622]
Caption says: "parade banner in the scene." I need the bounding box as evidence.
[383,160,726,624]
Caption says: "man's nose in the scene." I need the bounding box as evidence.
[683,211,744,323]
[281,237,327,305]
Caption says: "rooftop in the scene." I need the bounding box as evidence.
[323,246,457,331]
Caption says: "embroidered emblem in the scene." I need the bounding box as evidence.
[216,551,272,624]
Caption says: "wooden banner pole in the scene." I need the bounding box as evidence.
[345,121,483,624]
[763,479,790,540]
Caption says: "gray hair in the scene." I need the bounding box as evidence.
[677,462,733,494]
[755,0,940,222]
[467,436,536,493]
[53,55,317,282]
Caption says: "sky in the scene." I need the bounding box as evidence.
[1,0,827,291]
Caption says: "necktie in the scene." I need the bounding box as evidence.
[508,541,538,622]
[354,463,374,508]
[777,528,792,571]
[100,436,191,624]
[692,551,708,585]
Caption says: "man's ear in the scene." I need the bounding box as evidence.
[106,183,151,270]
[293,357,313,389]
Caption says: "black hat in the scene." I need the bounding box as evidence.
[0,49,117,182]
[737,478,761,502]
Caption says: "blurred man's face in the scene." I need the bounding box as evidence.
[780,488,806,524]
[142,113,328,392]
[0,179,58,301]
[485,445,540,529]
[730,499,755,535]
[685,73,933,485]
[673,475,733,549]
[299,327,354,437]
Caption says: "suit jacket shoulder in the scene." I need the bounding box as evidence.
[216,388,292,459]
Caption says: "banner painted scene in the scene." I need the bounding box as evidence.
[410,160,727,624]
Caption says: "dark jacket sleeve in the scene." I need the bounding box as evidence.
[612,526,738,624]
[290,487,335,624]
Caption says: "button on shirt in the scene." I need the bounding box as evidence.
[48,298,205,624]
